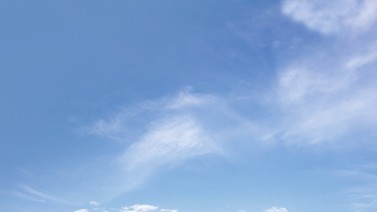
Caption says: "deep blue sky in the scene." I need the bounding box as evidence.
[1,0,377,212]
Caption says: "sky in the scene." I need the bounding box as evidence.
[1,0,377,211]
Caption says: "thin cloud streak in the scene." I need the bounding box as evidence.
[14,184,72,205]
[337,164,377,211]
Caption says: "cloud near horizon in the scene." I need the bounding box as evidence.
[72,203,288,212]
[72,204,177,212]
[121,204,178,212]
[265,207,288,212]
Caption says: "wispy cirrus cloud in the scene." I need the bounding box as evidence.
[282,9,377,146]
[13,184,71,205]
[86,89,259,194]
[117,116,214,171]
[272,50,377,145]
[263,0,377,147]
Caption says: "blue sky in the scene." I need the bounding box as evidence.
[1,0,377,212]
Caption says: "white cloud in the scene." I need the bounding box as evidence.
[345,48,377,70]
[104,92,225,190]
[86,89,261,194]
[277,65,352,104]
[281,0,377,35]
[265,207,288,212]
[346,0,377,30]
[268,1,377,145]
[167,88,214,109]
[118,116,214,171]
[121,204,158,212]
[90,201,101,207]
[274,65,377,144]
[120,204,176,212]
[73,209,89,212]
[282,0,358,34]
[71,204,177,212]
